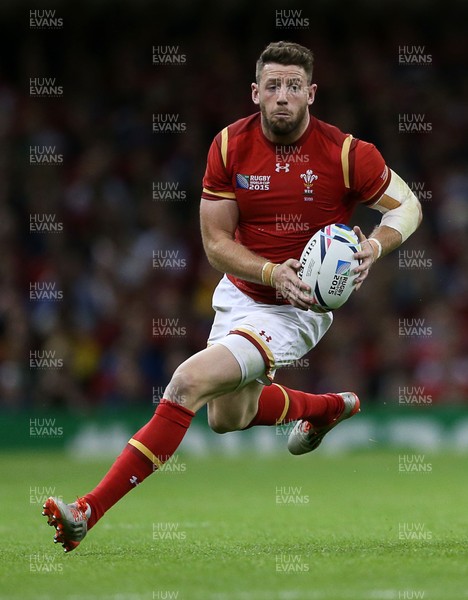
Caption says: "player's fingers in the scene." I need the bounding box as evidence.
[283,259,309,283]
[353,255,373,273]
[274,259,312,296]
[354,268,369,283]
[353,239,374,277]
[284,258,301,271]
[353,225,366,243]
[273,263,305,292]
[295,279,311,293]
[353,263,372,290]
[279,280,313,309]
[352,226,376,266]
[284,260,312,292]
[289,300,310,311]
[354,243,374,261]
[294,295,314,308]
[287,292,312,310]
[285,270,311,293]
[289,278,315,303]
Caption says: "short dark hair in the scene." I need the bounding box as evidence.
[256,41,314,84]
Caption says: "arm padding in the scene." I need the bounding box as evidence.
[370,169,422,242]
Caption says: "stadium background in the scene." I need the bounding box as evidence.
[0,1,467,442]
[1,2,468,599]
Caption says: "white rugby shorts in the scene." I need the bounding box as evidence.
[207,275,333,386]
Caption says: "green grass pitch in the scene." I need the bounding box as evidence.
[1,450,467,599]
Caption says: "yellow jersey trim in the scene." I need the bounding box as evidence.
[202,187,236,200]
[220,127,229,168]
[341,134,353,189]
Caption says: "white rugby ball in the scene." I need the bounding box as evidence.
[298,224,361,312]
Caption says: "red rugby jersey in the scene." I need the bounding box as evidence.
[202,112,391,304]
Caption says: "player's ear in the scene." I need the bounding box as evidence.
[251,83,260,105]
[308,83,317,106]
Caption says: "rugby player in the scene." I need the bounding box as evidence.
[42,41,422,552]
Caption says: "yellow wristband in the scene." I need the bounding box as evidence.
[261,261,279,286]
[269,264,279,287]
[261,261,272,284]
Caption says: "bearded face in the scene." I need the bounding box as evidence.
[252,64,316,143]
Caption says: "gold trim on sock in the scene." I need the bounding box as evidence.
[274,384,290,425]
[128,438,163,469]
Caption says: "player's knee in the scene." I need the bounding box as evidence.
[165,367,203,407]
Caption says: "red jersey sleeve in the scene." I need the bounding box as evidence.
[351,140,391,205]
[201,132,236,201]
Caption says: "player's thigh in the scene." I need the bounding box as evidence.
[163,343,243,412]
[207,380,264,433]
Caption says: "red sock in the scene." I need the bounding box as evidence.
[84,400,194,529]
[246,384,344,428]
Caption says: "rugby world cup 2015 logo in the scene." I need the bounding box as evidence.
[335,260,352,276]
[300,169,318,200]
[327,260,352,297]
[236,174,271,191]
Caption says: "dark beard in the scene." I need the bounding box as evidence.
[261,104,308,137]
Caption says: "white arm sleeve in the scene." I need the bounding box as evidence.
[370,169,421,242]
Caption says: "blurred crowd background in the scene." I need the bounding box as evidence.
[0,0,467,412]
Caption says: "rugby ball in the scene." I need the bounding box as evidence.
[298,224,361,312]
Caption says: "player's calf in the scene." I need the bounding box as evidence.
[207,382,263,434]
[207,410,243,434]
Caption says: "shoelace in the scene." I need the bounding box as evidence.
[70,499,89,522]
